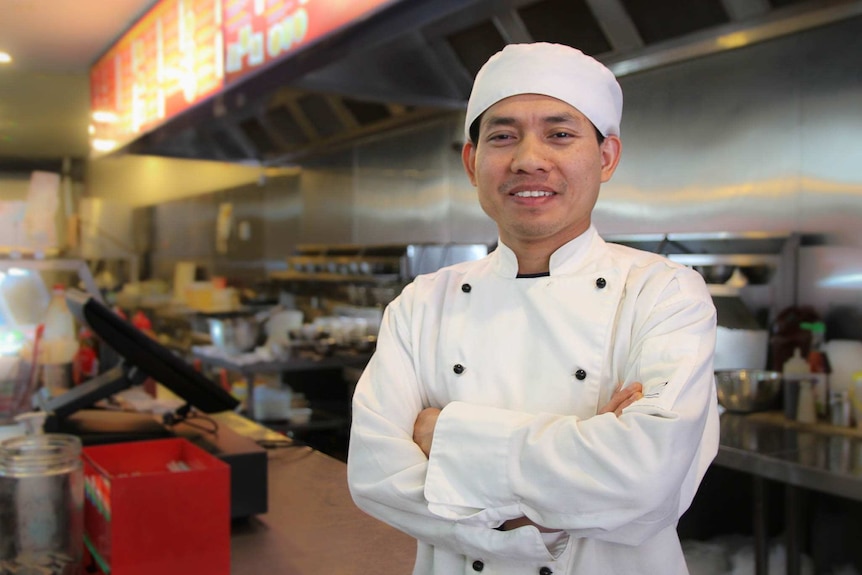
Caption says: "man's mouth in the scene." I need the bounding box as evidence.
[512,190,555,198]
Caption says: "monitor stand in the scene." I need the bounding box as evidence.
[43,361,147,422]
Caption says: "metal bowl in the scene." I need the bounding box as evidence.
[694,264,736,285]
[738,265,775,285]
[206,315,262,355]
[715,369,782,413]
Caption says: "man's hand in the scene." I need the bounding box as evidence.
[499,381,643,533]
[413,407,441,457]
[598,381,643,417]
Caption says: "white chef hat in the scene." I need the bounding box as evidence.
[464,42,623,141]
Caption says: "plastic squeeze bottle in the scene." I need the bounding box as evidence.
[800,321,830,418]
[782,348,810,421]
[796,380,817,424]
[41,285,79,365]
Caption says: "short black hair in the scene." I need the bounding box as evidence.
[468,114,606,146]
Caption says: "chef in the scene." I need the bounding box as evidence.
[347,42,719,575]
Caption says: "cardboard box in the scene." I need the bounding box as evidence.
[82,438,230,575]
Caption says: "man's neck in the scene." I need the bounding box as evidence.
[515,249,552,275]
[506,228,588,275]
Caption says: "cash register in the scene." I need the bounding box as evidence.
[39,288,267,518]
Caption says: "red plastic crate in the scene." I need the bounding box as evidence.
[82,438,230,575]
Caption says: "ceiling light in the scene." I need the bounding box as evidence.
[0,52,12,64]
[91,139,118,152]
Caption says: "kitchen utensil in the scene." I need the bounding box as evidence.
[205,306,284,355]
[693,265,736,285]
[715,369,782,413]
[265,309,304,347]
[206,313,262,355]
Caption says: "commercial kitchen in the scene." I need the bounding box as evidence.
[1,1,862,574]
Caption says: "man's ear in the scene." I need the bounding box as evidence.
[462,141,478,187]
[599,135,622,183]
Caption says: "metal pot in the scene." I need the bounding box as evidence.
[205,307,282,355]
[206,315,260,355]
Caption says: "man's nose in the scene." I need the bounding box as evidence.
[510,135,551,173]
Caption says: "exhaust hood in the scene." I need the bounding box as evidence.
[123,0,862,164]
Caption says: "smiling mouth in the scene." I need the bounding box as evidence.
[512,190,555,198]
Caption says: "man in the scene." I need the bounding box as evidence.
[347,42,719,574]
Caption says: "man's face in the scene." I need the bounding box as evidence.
[462,94,621,251]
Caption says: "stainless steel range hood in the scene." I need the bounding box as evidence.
[124,0,862,164]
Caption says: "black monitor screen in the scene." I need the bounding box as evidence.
[64,289,239,413]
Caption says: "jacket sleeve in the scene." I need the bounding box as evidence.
[423,269,720,545]
[347,285,560,562]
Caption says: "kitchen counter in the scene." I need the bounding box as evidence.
[713,410,862,574]
[231,443,415,574]
[716,410,862,501]
[227,408,862,574]
[232,409,862,574]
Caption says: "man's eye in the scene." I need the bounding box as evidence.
[488,133,513,141]
[550,132,573,139]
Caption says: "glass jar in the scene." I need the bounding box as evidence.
[0,433,83,574]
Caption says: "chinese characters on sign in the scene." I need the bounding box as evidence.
[89,0,397,154]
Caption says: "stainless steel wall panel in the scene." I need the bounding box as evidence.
[261,174,303,272]
[352,123,453,245]
[299,150,355,245]
[447,126,499,245]
[796,20,862,246]
[595,16,862,246]
[598,32,804,235]
[152,195,217,259]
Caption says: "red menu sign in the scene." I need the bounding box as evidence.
[221,0,397,85]
[90,0,399,153]
[90,0,223,152]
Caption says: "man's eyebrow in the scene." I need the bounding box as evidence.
[483,113,581,129]
[542,113,579,124]
[483,116,517,129]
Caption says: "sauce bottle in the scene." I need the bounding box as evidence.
[800,321,830,418]
[782,347,810,421]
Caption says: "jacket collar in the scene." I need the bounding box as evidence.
[492,225,606,277]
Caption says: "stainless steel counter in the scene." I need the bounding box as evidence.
[716,411,862,502]
[226,408,862,575]
[714,410,862,575]
[231,445,415,574]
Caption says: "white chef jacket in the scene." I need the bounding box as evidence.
[348,226,719,575]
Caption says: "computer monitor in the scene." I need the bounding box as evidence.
[43,289,238,421]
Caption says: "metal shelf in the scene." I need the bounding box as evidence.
[604,232,793,257]
[668,254,782,267]
[269,271,401,284]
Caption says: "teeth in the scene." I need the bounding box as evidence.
[514,190,553,197]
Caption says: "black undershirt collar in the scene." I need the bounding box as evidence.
[516,271,551,278]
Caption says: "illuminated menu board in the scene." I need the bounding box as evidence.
[222,0,396,85]
[90,0,399,154]
[90,0,223,152]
